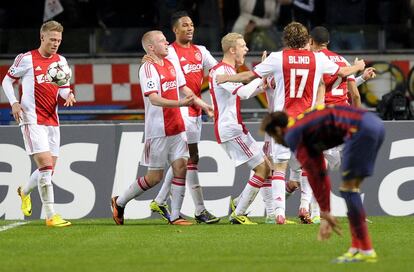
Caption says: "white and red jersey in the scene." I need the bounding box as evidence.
[167,42,217,117]
[139,58,186,139]
[253,49,339,118]
[209,62,248,143]
[5,50,70,126]
[320,49,355,106]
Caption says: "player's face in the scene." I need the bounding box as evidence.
[40,31,62,56]
[234,39,248,66]
[152,33,169,57]
[175,16,194,44]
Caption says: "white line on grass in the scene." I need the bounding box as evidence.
[0,221,28,232]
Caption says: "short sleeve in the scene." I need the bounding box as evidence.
[316,52,339,76]
[253,52,281,78]
[7,53,32,79]
[139,62,160,96]
[198,45,218,70]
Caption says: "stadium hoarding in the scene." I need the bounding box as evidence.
[1,122,414,220]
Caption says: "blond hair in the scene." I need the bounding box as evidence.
[40,20,63,34]
[221,32,244,53]
[141,30,162,53]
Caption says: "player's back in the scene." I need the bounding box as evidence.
[320,49,352,106]
[285,105,366,152]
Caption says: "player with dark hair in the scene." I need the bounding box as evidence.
[261,105,384,263]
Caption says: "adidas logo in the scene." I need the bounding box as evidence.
[180,56,187,62]
[35,66,42,71]
[160,75,165,79]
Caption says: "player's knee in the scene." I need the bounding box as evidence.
[254,161,271,178]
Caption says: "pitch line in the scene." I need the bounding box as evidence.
[0,221,28,232]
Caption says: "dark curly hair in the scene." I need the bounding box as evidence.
[282,22,309,49]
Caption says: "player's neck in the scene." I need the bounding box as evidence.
[150,54,164,65]
[37,48,53,58]
[222,56,236,68]
[175,40,191,48]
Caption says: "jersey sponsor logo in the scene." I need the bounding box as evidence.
[288,56,310,64]
[146,80,156,89]
[36,74,47,84]
[162,80,177,91]
[183,63,203,74]
[195,52,202,61]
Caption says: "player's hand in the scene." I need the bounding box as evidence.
[179,94,195,107]
[216,74,228,84]
[203,104,214,118]
[141,54,155,63]
[354,58,366,71]
[362,67,376,80]
[11,102,23,123]
[318,211,342,241]
[261,50,267,62]
[64,93,76,107]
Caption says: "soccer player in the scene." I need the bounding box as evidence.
[261,105,384,263]
[111,30,212,226]
[209,32,271,225]
[149,11,220,224]
[1,20,75,227]
[216,22,365,224]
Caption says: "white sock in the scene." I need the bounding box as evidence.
[170,177,186,221]
[272,171,286,217]
[260,176,274,217]
[154,167,173,205]
[310,195,320,218]
[235,175,263,215]
[117,176,150,207]
[23,169,40,195]
[37,167,55,219]
[186,163,206,216]
[300,173,312,210]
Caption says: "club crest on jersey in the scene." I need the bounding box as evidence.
[195,52,202,61]
[169,67,176,77]
[146,80,156,89]
[8,67,16,76]
[162,80,177,91]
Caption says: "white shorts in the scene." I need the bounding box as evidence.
[141,132,189,168]
[324,145,343,171]
[221,132,264,169]
[183,114,202,144]
[263,133,291,162]
[20,124,60,156]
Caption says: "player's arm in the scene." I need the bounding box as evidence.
[216,70,257,84]
[1,75,22,122]
[337,58,365,78]
[233,78,265,99]
[181,86,213,116]
[315,79,326,106]
[347,80,361,108]
[148,92,194,108]
[355,67,376,86]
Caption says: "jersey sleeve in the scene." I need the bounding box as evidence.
[253,52,280,78]
[198,45,218,70]
[315,52,340,76]
[7,53,32,79]
[139,62,160,96]
[215,66,244,94]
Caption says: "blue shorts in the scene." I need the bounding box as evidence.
[341,112,385,180]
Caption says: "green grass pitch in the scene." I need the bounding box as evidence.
[1,216,413,272]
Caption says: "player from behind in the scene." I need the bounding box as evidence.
[1,20,75,227]
[209,33,271,225]
[149,11,219,224]
[216,22,365,224]
[261,105,384,263]
[111,30,213,225]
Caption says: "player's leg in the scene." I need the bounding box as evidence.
[260,137,275,223]
[150,166,173,221]
[299,171,313,224]
[168,132,192,225]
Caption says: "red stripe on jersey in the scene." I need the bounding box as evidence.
[235,136,253,157]
[232,85,243,95]
[15,52,30,67]
[144,62,152,78]
[24,125,33,153]
[6,72,19,80]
